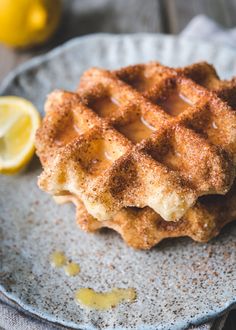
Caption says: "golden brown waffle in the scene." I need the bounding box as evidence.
[54,180,236,249]
[36,61,236,224]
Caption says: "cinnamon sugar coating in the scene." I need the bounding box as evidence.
[55,183,236,249]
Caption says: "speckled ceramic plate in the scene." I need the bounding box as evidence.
[0,34,236,330]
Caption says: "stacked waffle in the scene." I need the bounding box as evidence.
[35,62,236,249]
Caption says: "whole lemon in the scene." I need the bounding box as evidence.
[0,0,62,48]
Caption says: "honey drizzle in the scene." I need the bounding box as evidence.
[50,251,80,277]
[117,116,156,143]
[50,252,136,309]
[91,96,120,118]
[50,251,67,268]
[64,262,80,276]
[55,124,79,145]
[161,91,192,116]
[88,141,114,174]
[75,288,136,310]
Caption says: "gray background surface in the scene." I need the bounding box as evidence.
[1,0,236,81]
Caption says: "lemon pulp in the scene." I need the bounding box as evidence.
[0,96,40,174]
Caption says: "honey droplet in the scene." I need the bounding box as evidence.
[75,287,136,310]
[90,96,120,118]
[160,91,192,117]
[64,262,80,277]
[117,116,156,144]
[50,251,67,268]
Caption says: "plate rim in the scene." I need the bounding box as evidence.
[1,32,236,95]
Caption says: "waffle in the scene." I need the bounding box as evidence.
[54,180,236,249]
[36,62,236,224]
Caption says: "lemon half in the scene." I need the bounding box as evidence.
[0,96,41,174]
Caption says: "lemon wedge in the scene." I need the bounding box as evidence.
[0,96,40,174]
